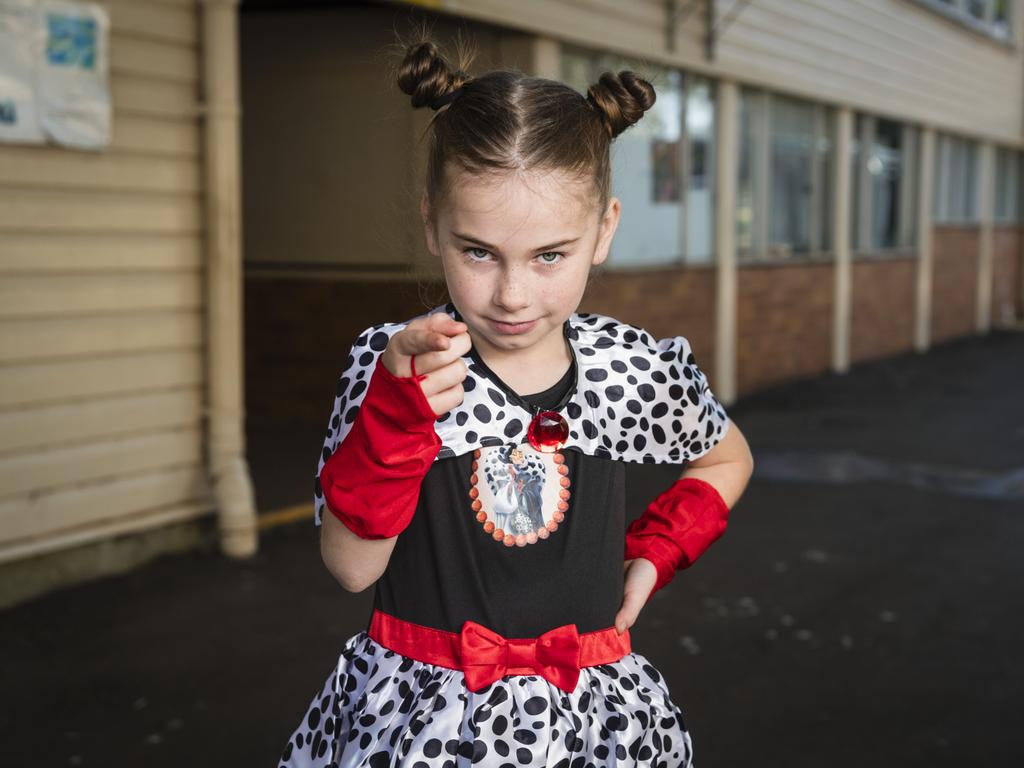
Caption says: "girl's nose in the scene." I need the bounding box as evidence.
[495,266,530,312]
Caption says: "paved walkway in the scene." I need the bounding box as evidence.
[4,329,1022,767]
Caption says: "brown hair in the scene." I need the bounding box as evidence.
[394,36,657,224]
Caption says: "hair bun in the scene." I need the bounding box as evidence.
[397,40,472,111]
[586,71,656,139]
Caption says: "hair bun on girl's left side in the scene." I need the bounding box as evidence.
[586,71,657,139]
[396,39,473,112]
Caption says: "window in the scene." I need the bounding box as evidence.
[562,45,715,266]
[907,0,1013,42]
[933,133,981,224]
[769,95,814,255]
[851,115,919,251]
[737,88,834,261]
[995,146,1023,223]
[685,76,716,263]
[994,0,1012,37]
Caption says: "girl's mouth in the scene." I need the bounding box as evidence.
[490,318,537,335]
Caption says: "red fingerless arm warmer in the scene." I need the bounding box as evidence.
[318,356,442,539]
[624,476,730,600]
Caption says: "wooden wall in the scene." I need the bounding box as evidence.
[0,0,211,560]
[439,0,1024,145]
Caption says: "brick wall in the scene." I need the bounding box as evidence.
[931,227,979,344]
[849,256,917,364]
[245,266,719,426]
[246,228,1015,430]
[736,262,834,396]
[579,265,718,382]
[992,226,1022,326]
[244,277,438,426]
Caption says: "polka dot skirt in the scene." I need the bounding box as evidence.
[278,630,694,767]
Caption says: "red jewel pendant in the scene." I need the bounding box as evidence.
[527,410,570,453]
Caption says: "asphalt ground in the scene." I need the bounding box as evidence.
[3,328,1022,767]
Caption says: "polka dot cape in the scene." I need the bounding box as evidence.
[312,302,730,528]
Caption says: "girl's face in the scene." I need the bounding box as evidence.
[422,166,620,364]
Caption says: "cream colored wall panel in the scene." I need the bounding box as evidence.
[0,501,211,565]
[0,428,201,500]
[110,32,198,84]
[0,389,202,454]
[111,74,198,119]
[559,0,664,27]
[0,312,202,363]
[716,25,966,115]
[0,272,200,318]
[0,464,208,544]
[0,350,202,408]
[128,0,196,6]
[111,114,198,157]
[754,0,1012,82]
[706,0,1021,141]
[807,0,1014,84]
[862,0,1019,49]
[445,0,1024,144]
[438,0,671,60]
[101,0,198,46]
[0,149,200,194]
[0,234,202,273]
[0,189,200,235]
[722,0,1012,102]
[0,0,207,560]
[122,0,194,6]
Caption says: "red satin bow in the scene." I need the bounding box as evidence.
[459,620,583,693]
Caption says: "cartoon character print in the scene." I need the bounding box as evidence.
[486,445,546,534]
[468,443,571,547]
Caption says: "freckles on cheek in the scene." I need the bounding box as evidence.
[445,272,483,304]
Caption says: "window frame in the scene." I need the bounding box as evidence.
[904,0,1015,46]
[994,145,1024,224]
[737,88,845,266]
[933,132,983,226]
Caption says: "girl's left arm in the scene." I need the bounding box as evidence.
[615,420,754,632]
[680,418,755,507]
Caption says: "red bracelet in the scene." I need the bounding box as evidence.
[319,353,441,539]
[624,476,730,601]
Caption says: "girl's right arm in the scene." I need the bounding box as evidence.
[319,313,471,592]
[320,511,400,593]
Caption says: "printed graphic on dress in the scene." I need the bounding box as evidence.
[468,443,571,548]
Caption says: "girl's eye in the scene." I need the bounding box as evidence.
[463,248,564,266]
[465,247,491,262]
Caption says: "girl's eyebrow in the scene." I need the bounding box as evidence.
[452,231,580,253]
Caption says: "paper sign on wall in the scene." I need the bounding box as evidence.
[0,0,110,149]
[0,0,44,143]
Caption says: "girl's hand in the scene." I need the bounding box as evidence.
[382,313,472,417]
[614,557,658,635]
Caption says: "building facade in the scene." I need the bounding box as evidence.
[1,0,1021,605]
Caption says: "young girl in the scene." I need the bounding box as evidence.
[279,38,753,768]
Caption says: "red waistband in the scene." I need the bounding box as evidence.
[367,608,632,693]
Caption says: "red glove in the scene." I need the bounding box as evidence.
[319,354,441,539]
[624,476,730,601]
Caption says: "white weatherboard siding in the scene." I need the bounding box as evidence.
[423,0,1024,145]
[0,0,212,560]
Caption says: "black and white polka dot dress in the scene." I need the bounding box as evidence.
[279,303,730,768]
